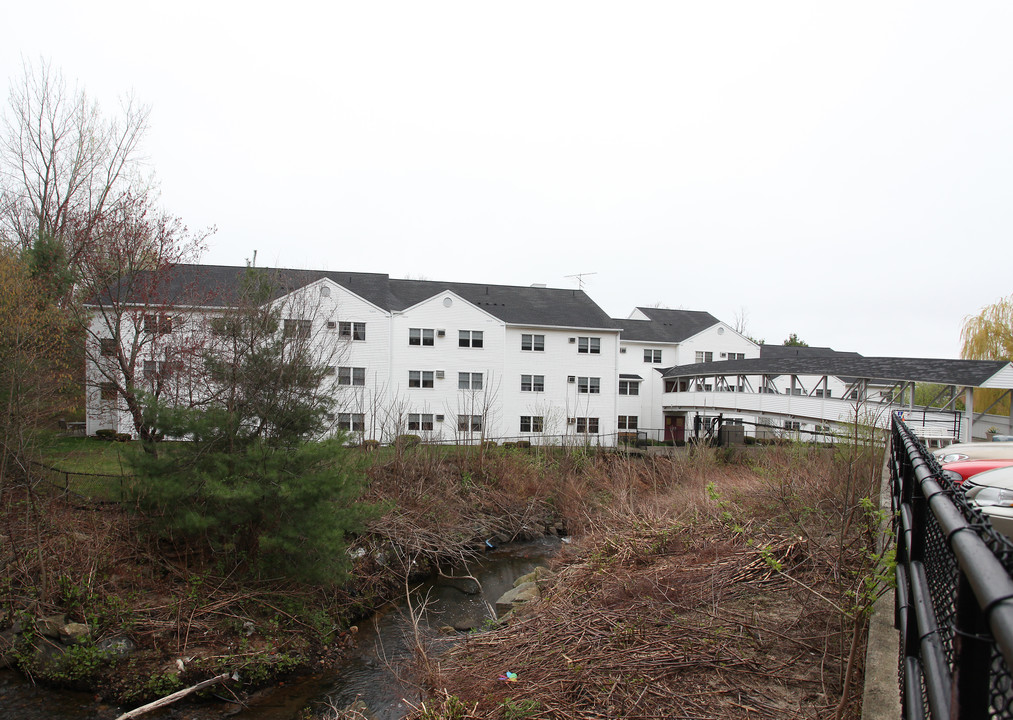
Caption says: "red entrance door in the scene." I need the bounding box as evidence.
[664,415,685,444]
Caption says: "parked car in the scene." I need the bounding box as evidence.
[962,467,1013,539]
[941,459,1013,484]
[932,441,1013,465]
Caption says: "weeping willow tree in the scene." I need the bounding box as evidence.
[961,294,1013,416]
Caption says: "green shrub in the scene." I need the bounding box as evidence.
[396,434,422,448]
[94,429,116,441]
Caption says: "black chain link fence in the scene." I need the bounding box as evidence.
[893,414,1013,718]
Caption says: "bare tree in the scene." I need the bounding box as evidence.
[733,306,749,336]
[1,58,151,275]
[76,195,208,440]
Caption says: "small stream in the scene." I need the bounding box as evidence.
[0,538,560,720]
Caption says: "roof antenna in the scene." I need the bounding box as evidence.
[565,272,597,290]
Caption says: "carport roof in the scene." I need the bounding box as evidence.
[659,356,1013,389]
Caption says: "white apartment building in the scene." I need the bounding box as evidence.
[88,264,1009,445]
[85,266,625,444]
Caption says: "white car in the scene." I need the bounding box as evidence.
[932,441,1013,465]
[962,466,1013,539]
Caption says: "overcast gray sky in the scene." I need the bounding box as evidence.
[5,1,1012,359]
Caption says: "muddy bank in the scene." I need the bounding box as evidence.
[0,538,562,720]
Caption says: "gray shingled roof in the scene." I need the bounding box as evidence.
[613,307,721,342]
[660,356,1013,388]
[759,344,863,360]
[91,264,616,330]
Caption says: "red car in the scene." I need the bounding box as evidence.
[941,459,1013,484]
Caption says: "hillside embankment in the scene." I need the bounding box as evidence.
[1,440,886,719]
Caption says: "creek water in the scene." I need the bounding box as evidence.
[0,537,560,720]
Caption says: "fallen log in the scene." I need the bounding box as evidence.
[113,672,231,719]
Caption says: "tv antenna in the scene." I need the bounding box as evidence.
[565,272,597,290]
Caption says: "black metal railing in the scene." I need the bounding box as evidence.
[893,414,1013,718]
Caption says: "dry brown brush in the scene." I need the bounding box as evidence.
[409,443,889,720]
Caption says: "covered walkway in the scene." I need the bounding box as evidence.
[659,355,1013,443]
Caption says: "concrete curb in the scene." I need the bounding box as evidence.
[862,442,900,719]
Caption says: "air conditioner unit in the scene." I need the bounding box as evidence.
[437,329,446,337]
[619,348,626,354]
[327,320,337,330]
[435,370,445,379]
[720,352,726,358]
[567,417,576,424]
[568,337,576,343]
[435,414,445,422]
[567,376,575,383]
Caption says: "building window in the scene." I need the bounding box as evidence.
[459,330,483,348]
[100,338,117,357]
[408,413,434,431]
[409,371,434,388]
[577,376,600,394]
[576,417,599,434]
[578,337,600,354]
[695,351,713,363]
[338,413,365,432]
[100,382,117,401]
[521,334,545,351]
[618,380,639,396]
[815,389,833,398]
[644,349,662,363]
[520,374,545,392]
[458,414,483,432]
[520,415,544,433]
[144,314,172,334]
[283,318,311,338]
[618,415,638,430]
[458,372,483,390]
[339,322,366,341]
[409,328,435,346]
[728,352,745,360]
[338,367,366,386]
[143,360,172,380]
[784,420,801,431]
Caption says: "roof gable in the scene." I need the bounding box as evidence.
[614,307,720,343]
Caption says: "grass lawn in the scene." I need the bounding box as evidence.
[36,434,135,500]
